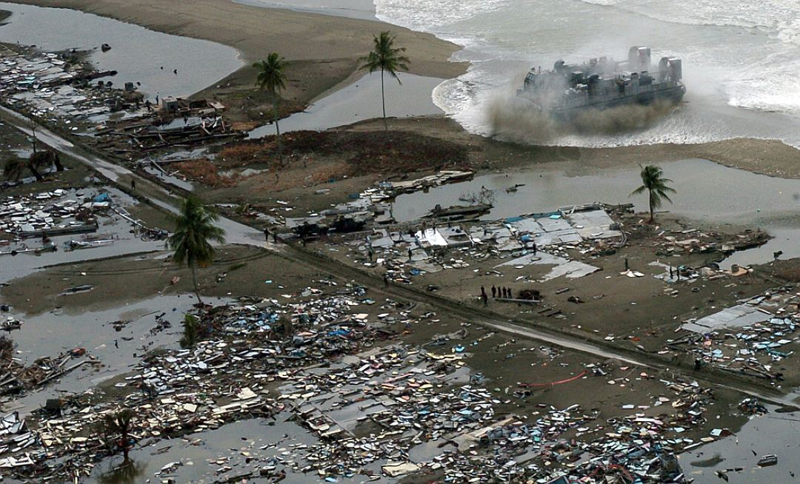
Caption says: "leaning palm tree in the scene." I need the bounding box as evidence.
[253,53,288,146]
[630,164,675,223]
[359,31,410,131]
[167,195,226,303]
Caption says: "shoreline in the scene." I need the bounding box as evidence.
[2,0,467,75]
[2,0,466,122]
[4,0,800,173]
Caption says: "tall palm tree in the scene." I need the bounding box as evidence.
[167,195,226,303]
[359,31,410,131]
[630,164,675,223]
[253,53,288,146]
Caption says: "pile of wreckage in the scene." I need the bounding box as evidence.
[278,341,714,483]
[0,350,90,398]
[650,226,769,257]
[96,108,243,155]
[668,286,800,379]
[0,190,107,243]
[282,171,476,237]
[0,279,724,482]
[336,204,624,286]
[0,48,142,125]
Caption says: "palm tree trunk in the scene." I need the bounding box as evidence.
[649,191,655,223]
[122,430,130,463]
[191,262,203,304]
[273,100,281,141]
[381,68,387,132]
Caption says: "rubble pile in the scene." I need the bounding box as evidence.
[276,346,717,482]
[336,204,624,286]
[640,225,769,257]
[670,287,800,379]
[97,111,243,155]
[0,48,143,127]
[0,190,103,241]
[0,272,730,483]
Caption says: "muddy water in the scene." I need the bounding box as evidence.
[249,72,444,138]
[0,2,243,99]
[682,407,800,483]
[0,188,165,286]
[5,294,231,415]
[392,158,800,267]
[85,418,317,484]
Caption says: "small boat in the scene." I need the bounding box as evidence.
[757,454,778,467]
[101,43,111,52]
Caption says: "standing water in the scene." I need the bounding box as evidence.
[0,2,243,99]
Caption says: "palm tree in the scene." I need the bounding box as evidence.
[103,409,135,463]
[253,53,288,147]
[167,195,226,303]
[630,164,675,223]
[359,31,410,131]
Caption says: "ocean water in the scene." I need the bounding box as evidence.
[372,0,800,148]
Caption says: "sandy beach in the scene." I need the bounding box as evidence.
[5,0,467,106]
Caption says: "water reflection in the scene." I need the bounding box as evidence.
[96,458,146,484]
[0,2,242,99]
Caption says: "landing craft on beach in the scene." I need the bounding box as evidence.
[517,46,685,120]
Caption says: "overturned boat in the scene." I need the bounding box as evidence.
[518,46,685,119]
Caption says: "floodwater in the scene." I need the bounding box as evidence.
[0,187,165,286]
[391,158,800,267]
[89,419,318,484]
[682,407,800,484]
[0,2,243,99]
[5,293,231,415]
[249,72,444,138]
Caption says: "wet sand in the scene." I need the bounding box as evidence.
[5,0,467,104]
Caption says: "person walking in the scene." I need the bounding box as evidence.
[491,286,497,298]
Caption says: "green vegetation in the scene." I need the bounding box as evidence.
[167,195,226,303]
[253,53,288,146]
[359,31,410,131]
[180,314,200,349]
[630,164,675,223]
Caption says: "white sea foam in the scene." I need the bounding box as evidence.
[372,0,800,148]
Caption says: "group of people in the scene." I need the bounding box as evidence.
[480,285,515,306]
